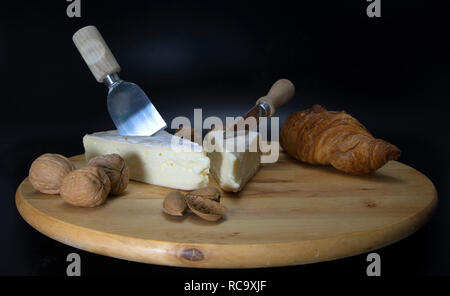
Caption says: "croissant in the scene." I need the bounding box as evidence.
[280,105,401,174]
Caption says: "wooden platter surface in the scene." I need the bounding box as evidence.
[16,153,437,268]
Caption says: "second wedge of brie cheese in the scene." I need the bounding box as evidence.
[83,130,209,190]
[206,130,261,192]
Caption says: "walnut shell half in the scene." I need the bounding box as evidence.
[88,154,129,195]
[163,191,187,216]
[29,153,75,194]
[186,195,227,222]
[60,166,111,207]
[186,186,221,202]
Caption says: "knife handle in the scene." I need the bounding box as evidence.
[256,79,295,116]
[73,26,121,83]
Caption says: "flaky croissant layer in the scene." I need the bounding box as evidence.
[280,105,401,174]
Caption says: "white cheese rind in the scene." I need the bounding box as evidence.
[83,130,210,190]
[206,131,261,192]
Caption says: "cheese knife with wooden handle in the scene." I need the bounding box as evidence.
[224,79,295,137]
[73,25,167,136]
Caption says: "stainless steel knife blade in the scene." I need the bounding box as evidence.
[106,76,167,136]
[223,104,268,138]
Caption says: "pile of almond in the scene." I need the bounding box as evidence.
[29,153,129,207]
[163,186,227,222]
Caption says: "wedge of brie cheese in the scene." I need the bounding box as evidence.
[206,130,261,192]
[83,130,210,190]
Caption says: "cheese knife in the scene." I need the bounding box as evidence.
[73,25,167,136]
[224,79,295,137]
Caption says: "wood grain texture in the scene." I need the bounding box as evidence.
[16,153,437,268]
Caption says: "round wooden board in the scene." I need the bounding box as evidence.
[16,153,437,268]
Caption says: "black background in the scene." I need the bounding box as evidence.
[1,0,449,281]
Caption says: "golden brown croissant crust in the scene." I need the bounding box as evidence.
[280,105,401,174]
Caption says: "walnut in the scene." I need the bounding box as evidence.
[163,191,187,216]
[29,153,75,194]
[186,186,221,202]
[60,166,111,207]
[88,154,129,195]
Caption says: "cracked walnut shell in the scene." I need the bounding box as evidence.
[163,191,187,216]
[186,186,221,202]
[186,194,227,222]
[88,153,129,195]
[60,166,111,207]
[29,153,75,194]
